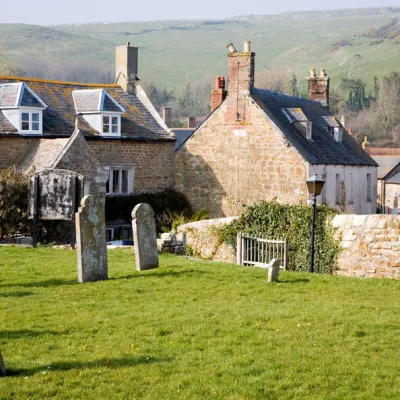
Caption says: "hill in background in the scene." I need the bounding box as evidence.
[1,7,400,91]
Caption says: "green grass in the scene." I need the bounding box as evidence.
[1,247,400,399]
[1,8,400,90]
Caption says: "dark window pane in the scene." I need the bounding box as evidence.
[112,170,120,193]
[22,121,29,130]
[32,122,39,131]
[121,170,128,193]
[112,124,118,133]
[22,113,29,122]
[103,124,109,133]
[112,117,118,125]
[32,113,39,122]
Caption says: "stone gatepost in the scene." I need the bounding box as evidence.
[76,195,108,283]
[267,259,281,283]
[132,203,159,270]
[0,349,5,376]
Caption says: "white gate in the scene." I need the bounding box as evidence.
[236,233,287,270]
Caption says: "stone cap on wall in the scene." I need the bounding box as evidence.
[332,214,400,230]
[178,217,239,231]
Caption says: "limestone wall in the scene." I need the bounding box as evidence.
[180,214,400,280]
[332,214,400,279]
[178,217,238,263]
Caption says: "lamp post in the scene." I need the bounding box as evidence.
[306,174,326,273]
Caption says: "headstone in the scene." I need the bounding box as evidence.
[0,349,5,376]
[132,203,159,270]
[267,258,280,283]
[76,195,108,283]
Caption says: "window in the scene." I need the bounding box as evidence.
[367,173,372,202]
[102,115,120,135]
[348,173,353,204]
[21,111,41,133]
[335,174,340,205]
[106,167,134,194]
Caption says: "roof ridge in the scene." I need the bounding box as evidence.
[0,76,120,88]
[253,87,322,105]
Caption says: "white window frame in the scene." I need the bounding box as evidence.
[101,113,121,136]
[19,109,43,134]
[106,166,134,195]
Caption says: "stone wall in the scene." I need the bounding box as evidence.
[178,217,238,263]
[88,140,175,194]
[180,215,400,281]
[332,214,400,279]
[176,99,308,218]
[0,137,36,169]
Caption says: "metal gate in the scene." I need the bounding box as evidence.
[236,233,287,270]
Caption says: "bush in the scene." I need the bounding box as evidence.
[0,167,30,238]
[105,189,193,233]
[218,201,339,274]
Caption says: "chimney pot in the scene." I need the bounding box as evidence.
[227,43,237,54]
[310,68,316,78]
[320,69,326,78]
[215,76,225,90]
[244,40,251,52]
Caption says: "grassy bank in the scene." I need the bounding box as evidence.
[1,247,400,399]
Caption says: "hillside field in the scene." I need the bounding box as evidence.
[1,7,400,89]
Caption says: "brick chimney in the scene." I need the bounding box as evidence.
[211,76,227,112]
[188,116,196,129]
[307,68,330,108]
[224,41,255,122]
[161,107,172,128]
[227,40,255,95]
[115,43,138,93]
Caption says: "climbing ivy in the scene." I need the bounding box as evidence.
[218,201,340,274]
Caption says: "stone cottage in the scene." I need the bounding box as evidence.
[0,44,176,239]
[176,41,377,217]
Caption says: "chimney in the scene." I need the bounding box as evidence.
[307,68,330,108]
[115,44,139,93]
[161,107,172,128]
[227,40,255,95]
[188,116,196,129]
[211,76,227,112]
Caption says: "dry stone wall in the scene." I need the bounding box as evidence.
[332,214,400,279]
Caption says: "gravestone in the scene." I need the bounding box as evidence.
[76,195,108,283]
[132,203,159,270]
[0,349,5,376]
[267,258,281,283]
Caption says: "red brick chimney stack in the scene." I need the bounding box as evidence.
[227,40,255,95]
[307,68,330,108]
[211,76,227,112]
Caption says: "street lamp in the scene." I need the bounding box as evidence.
[306,174,326,273]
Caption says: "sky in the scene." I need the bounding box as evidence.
[1,0,398,25]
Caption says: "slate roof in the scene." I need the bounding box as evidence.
[0,82,46,108]
[372,156,400,179]
[172,128,195,151]
[0,77,174,142]
[252,89,377,166]
[72,89,125,113]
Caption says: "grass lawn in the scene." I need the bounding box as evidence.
[1,247,400,399]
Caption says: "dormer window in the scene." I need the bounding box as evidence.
[103,115,120,134]
[282,108,312,140]
[21,111,41,132]
[0,82,47,135]
[72,89,125,137]
[323,116,343,142]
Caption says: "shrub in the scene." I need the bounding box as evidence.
[0,167,30,238]
[218,201,339,274]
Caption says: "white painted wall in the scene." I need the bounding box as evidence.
[309,164,377,214]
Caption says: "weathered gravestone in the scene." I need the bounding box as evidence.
[0,349,5,376]
[75,195,108,283]
[267,258,281,283]
[132,203,159,270]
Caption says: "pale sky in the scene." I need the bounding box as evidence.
[1,0,398,25]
